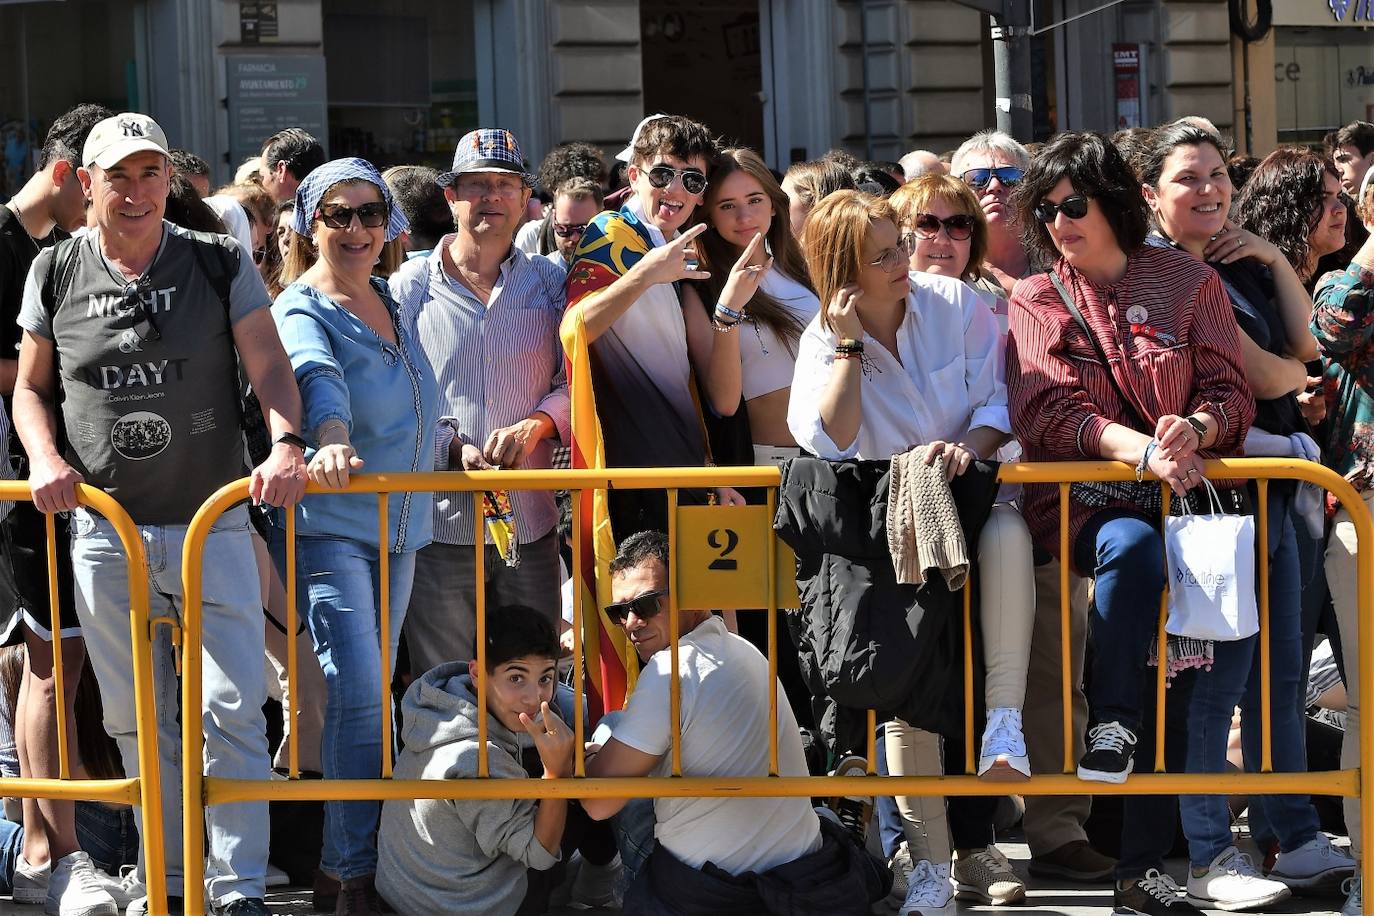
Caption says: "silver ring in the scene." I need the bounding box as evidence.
[1236,238,1245,246]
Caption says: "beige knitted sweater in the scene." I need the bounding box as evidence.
[886,444,970,590]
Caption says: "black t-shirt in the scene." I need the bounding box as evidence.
[1214,258,1305,437]
[0,205,66,364]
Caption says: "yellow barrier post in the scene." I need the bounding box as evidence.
[176,460,1374,913]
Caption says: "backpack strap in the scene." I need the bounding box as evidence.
[185,231,238,317]
[39,236,82,320]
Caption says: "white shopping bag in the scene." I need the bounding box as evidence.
[1164,478,1258,642]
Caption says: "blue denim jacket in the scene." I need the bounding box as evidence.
[273,278,440,553]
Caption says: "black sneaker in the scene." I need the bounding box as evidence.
[1078,720,1138,783]
[824,755,873,848]
[1116,871,1204,915]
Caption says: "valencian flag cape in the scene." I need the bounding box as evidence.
[560,201,709,719]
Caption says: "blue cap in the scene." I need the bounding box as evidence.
[292,157,410,242]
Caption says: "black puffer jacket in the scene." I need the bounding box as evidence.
[774,457,1000,755]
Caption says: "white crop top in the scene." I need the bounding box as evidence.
[739,269,821,400]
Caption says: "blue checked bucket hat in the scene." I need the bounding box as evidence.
[436,128,535,188]
[293,157,410,242]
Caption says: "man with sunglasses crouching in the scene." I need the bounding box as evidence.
[13,113,308,916]
[389,129,571,678]
[580,531,890,914]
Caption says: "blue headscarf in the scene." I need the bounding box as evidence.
[292,157,410,242]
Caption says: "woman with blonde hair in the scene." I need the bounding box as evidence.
[781,157,858,240]
[787,190,1036,915]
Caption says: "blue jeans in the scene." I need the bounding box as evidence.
[1075,510,1167,733]
[0,817,21,894]
[295,535,415,882]
[1238,488,1322,852]
[592,713,656,885]
[70,505,270,903]
[76,802,139,877]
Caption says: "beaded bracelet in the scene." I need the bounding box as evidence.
[711,317,740,333]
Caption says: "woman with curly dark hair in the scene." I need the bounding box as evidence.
[1234,149,1347,285]
[1006,132,1278,913]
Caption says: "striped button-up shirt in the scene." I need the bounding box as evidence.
[1007,245,1254,564]
[390,235,570,545]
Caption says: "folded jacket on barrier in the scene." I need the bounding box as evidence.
[622,814,891,915]
[773,456,1000,756]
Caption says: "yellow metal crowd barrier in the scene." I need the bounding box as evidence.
[174,459,1373,915]
[0,482,169,913]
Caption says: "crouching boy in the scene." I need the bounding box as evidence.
[377,605,574,915]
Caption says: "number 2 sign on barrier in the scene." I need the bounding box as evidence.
[674,505,800,610]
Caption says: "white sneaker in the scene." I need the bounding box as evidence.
[977,707,1031,780]
[887,842,914,907]
[44,851,116,916]
[902,858,956,915]
[570,853,623,908]
[13,854,51,905]
[1185,847,1292,912]
[1341,875,1362,916]
[91,866,143,908]
[1269,834,1356,894]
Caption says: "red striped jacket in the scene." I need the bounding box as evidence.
[1007,245,1255,567]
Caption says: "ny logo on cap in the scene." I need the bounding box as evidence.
[119,118,146,138]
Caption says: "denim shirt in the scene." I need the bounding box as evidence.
[272,278,440,553]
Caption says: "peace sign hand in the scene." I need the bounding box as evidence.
[718,233,773,314]
[636,223,712,286]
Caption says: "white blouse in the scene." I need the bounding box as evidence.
[787,270,1010,461]
[738,269,821,400]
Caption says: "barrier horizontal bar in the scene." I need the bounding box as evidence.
[204,769,1358,805]
[0,777,142,805]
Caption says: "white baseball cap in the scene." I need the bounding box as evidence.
[82,113,170,170]
[616,113,672,163]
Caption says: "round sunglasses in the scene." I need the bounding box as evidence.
[1032,195,1091,224]
[911,213,977,241]
[645,164,708,196]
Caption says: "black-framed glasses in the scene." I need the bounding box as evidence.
[1032,195,1091,224]
[604,589,667,625]
[645,165,708,196]
[316,202,389,230]
[911,213,977,241]
[553,221,588,239]
[121,278,160,343]
[867,232,918,272]
[961,166,1024,190]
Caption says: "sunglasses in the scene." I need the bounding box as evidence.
[121,278,160,343]
[552,221,588,239]
[960,166,1025,190]
[316,202,389,230]
[868,232,918,272]
[604,589,667,625]
[1032,195,1091,224]
[645,165,708,196]
[911,213,977,241]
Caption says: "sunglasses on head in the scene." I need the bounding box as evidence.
[121,278,160,343]
[645,165,708,196]
[1032,195,1091,224]
[553,221,588,239]
[960,166,1025,190]
[868,231,918,272]
[316,201,389,230]
[911,213,977,241]
[604,589,667,625]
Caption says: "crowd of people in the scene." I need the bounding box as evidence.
[0,99,1370,916]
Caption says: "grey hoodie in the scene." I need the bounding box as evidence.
[376,662,559,916]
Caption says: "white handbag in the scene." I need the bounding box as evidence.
[1164,478,1259,642]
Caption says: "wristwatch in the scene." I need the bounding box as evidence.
[274,432,308,452]
[1185,415,1207,441]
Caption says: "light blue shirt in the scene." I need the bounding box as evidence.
[272,278,440,553]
